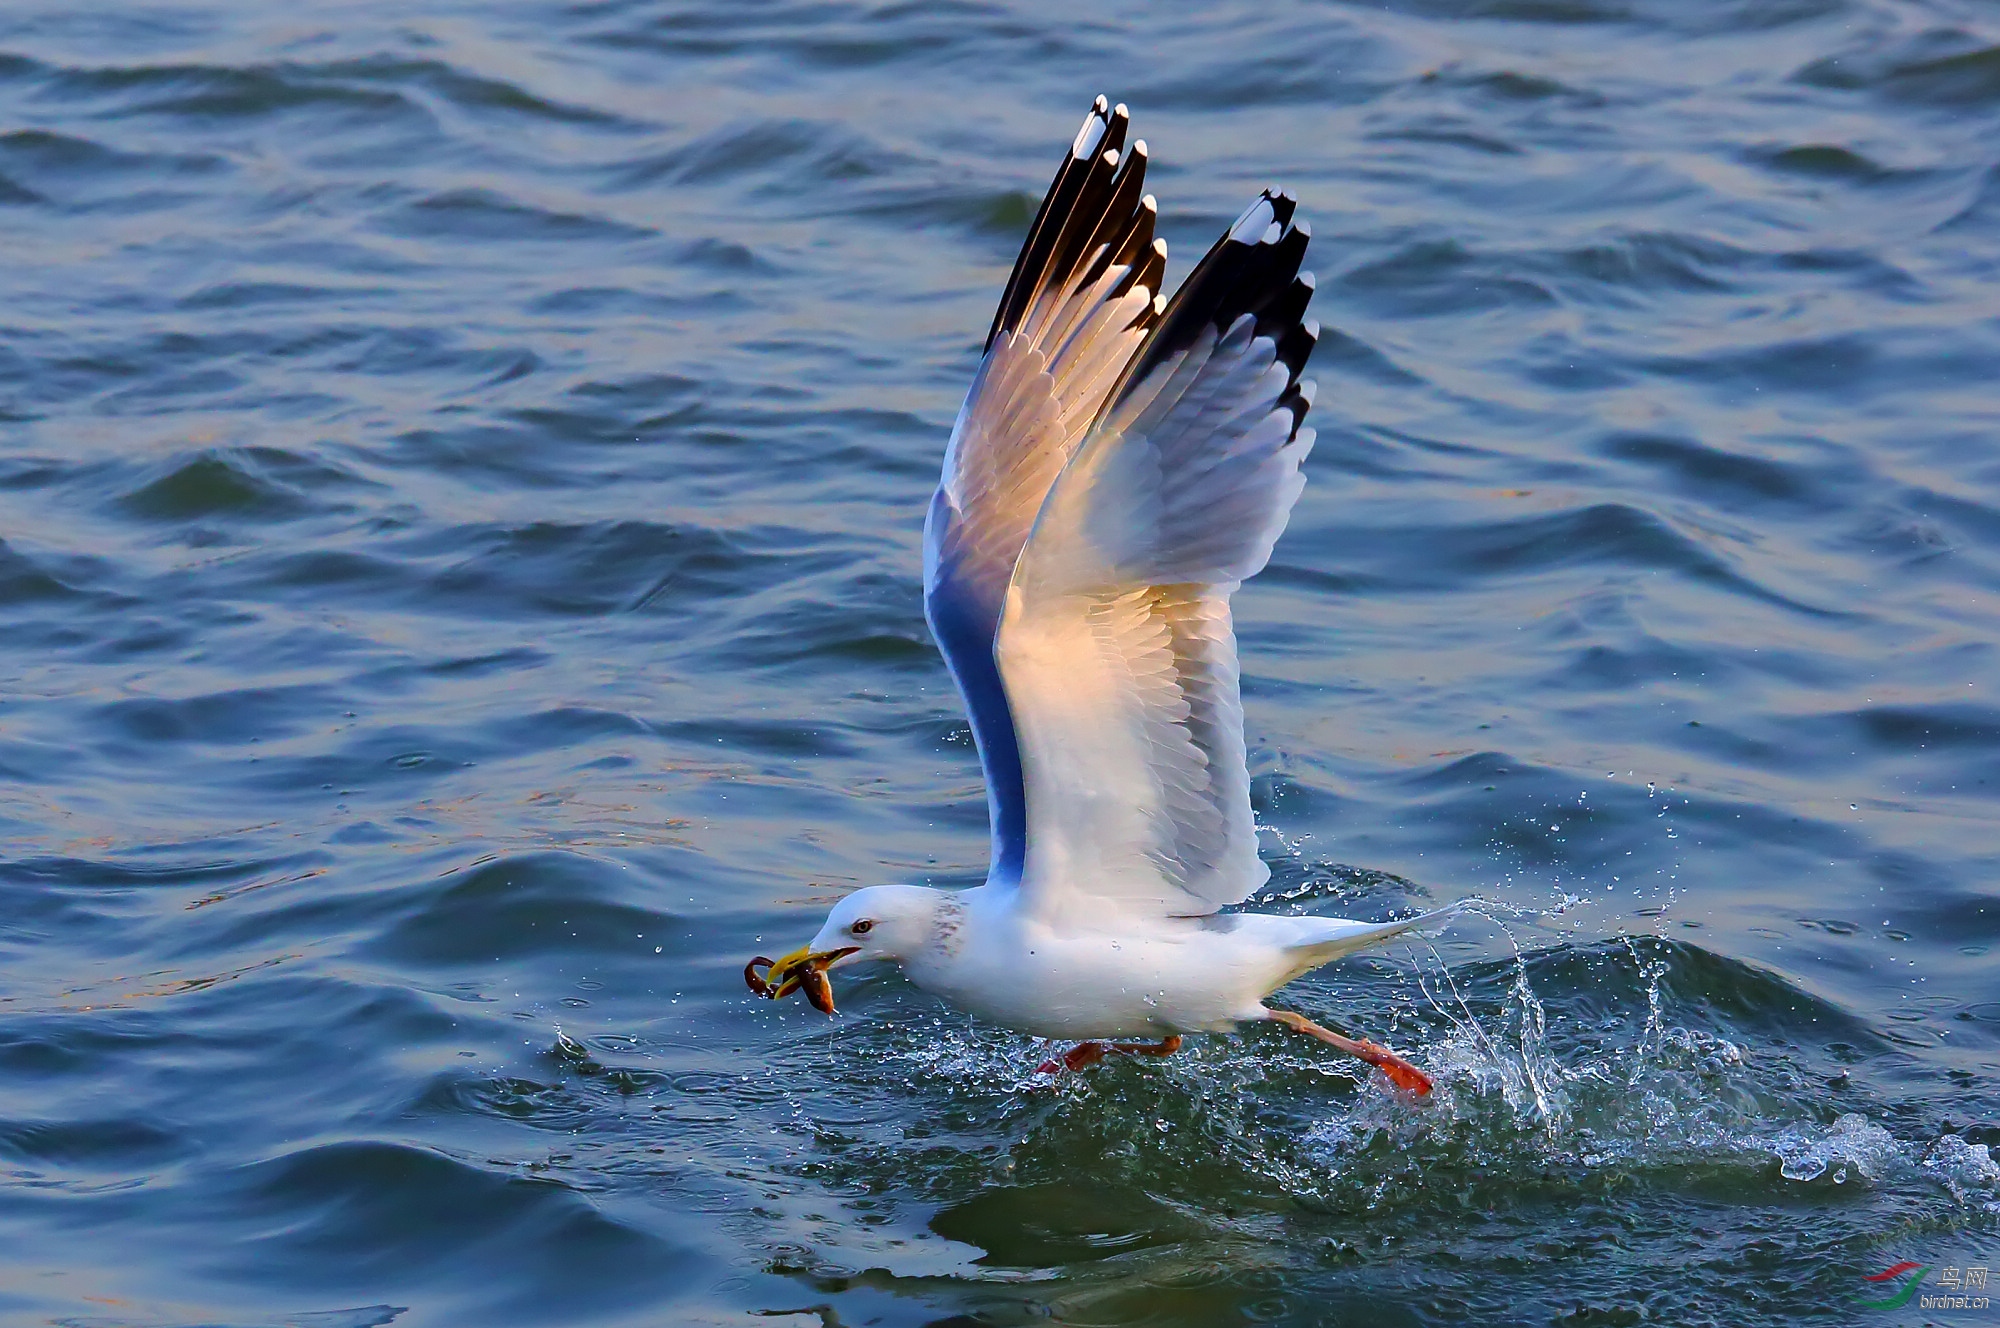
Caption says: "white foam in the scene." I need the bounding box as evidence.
[1923,1133,2000,1212]
[1762,1113,1902,1183]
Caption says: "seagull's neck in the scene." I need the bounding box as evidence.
[896,883,1005,982]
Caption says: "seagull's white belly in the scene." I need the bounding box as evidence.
[902,913,1280,1039]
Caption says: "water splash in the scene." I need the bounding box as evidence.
[1922,1133,2000,1214]
[1286,936,1998,1222]
[1761,1113,1901,1184]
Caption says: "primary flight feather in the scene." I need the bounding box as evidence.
[748,97,1460,1093]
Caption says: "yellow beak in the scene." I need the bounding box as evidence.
[765,943,856,994]
[746,944,859,1014]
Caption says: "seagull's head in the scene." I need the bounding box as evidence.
[754,884,941,1013]
[805,883,940,965]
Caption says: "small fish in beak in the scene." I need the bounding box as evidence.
[797,965,835,1015]
[744,945,857,1015]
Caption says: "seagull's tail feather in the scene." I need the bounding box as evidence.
[1268,901,1466,990]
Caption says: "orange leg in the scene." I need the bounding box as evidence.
[1036,1035,1183,1074]
[1265,1007,1432,1097]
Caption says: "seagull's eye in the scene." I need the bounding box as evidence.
[850,920,874,935]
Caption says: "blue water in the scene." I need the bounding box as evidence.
[1,1,1996,1324]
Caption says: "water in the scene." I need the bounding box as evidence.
[1,0,1996,1323]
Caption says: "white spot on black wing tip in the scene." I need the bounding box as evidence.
[1274,319,1319,376]
[1105,201,1157,280]
[1229,196,1276,244]
[1267,221,1311,273]
[1132,238,1168,295]
[1073,100,1109,158]
[1116,186,1313,396]
[1109,224,1164,300]
[990,95,1143,348]
[1104,105,1131,154]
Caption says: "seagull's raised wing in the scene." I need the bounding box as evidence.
[924,97,1166,884]
[997,190,1318,926]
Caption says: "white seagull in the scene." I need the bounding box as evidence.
[748,97,1458,1094]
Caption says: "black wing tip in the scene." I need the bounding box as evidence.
[985,109,1315,436]
[1278,374,1317,431]
[1275,317,1319,377]
[986,95,1158,352]
[1119,186,1319,408]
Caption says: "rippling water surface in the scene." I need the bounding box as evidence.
[2,1,1997,1324]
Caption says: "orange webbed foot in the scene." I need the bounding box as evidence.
[1034,1036,1181,1075]
[1265,1007,1432,1097]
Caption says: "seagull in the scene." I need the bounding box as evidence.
[749,97,1459,1094]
